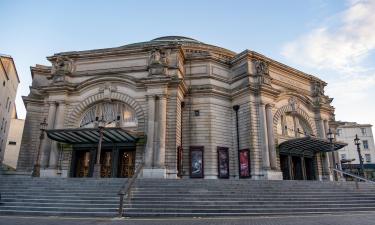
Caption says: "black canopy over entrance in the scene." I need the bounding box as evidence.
[279,136,347,156]
[45,127,142,178]
[278,136,347,180]
[46,127,140,144]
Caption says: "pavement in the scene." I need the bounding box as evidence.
[1,213,375,225]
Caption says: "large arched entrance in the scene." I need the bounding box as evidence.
[276,111,317,180]
[47,100,141,178]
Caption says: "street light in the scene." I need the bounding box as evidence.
[92,114,121,178]
[32,118,48,177]
[354,134,365,177]
[92,115,106,178]
[327,128,337,181]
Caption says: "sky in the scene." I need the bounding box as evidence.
[1,0,374,133]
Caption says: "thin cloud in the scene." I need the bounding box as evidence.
[281,0,375,127]
[282,0,375,74]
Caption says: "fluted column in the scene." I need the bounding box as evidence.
[41,102,57,168]
[154,95,167,168]
[49,101,65,168]
[266,104,277,169]
[145,95,156,168]
[260,104,270,170]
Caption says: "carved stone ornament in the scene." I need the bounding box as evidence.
[51,56,73,83]
[312,81,324,97]
[288,97,299,112]
[99,82,117,101]
[148,49,169,76]
[254,60,271,85]
[254,59,269,75]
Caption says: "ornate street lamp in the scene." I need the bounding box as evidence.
[93,115,106,178]
[354,134,365,177]
[92,114,121,178]
[327,128,337,181]
[32,118,48,177]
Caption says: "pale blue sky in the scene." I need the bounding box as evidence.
[1,0,374,130]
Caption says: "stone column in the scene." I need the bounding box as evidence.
[49,101,65,168]
[145,95,156,168]
[266,104,277,170]
[154,95,167,168]
[288,155,293,180]
[260,104,270,170]
[301,156,307,180]
[41,102,57,168]
[320,119,332,180]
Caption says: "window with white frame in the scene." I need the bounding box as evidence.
[365,154,371,163]
[361,128,367,135]
[363,140,369,149]
[341,154,346,160]
[336,129,341,137]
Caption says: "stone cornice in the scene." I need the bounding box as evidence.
[230,50,326,85]
[30,65,51,78]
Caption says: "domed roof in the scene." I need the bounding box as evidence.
[151,36,200,43]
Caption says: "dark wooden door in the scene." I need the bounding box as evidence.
[118,150,135,178]
[280,154,290,180]
[75,150,91,177]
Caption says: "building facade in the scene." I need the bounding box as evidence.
[17,36,341,180]
[335,122,375,179]
[3,105,25,169]
[0,54,20,164]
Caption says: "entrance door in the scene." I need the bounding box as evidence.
[75,150,91,177]
[280,154,290,180]
[292,156,303,180]
[118,150,135,178]
[304,157,315,180]
[100,149,113,178]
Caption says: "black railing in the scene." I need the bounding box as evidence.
[117,162,144,217]
[333,168,375,189]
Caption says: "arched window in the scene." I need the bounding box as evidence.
[79,101,137,128]
[277,113,312,138]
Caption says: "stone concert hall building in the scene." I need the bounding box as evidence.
[17,36,345,180]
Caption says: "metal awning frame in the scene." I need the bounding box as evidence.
[46,127,143,144]
[279,136,348,156]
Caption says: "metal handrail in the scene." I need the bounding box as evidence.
[117,162,144,217]
[333,168,375,189]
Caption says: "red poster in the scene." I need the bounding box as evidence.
[239,149,250,177]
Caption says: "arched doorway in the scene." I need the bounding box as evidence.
[276,111,316,180]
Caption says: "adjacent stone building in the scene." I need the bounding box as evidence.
[3,105,25,169]
[335,122,375,179]
[17,36,343,180]
[0,54,19,164]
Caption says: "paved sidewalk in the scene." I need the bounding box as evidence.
[1,213,375,225]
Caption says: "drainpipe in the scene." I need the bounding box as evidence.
[233,105,240,177]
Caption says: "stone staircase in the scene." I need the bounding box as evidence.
[0,177,125,217]
[1,177,375,218]
[122,179,375,217]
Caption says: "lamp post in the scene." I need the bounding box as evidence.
[92,114,121,178]
[32,118,48,177]
[327,128,337,181]
[354,134,365,177]
[93,116,106,178]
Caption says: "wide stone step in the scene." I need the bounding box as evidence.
[123,206,375,214]
[123,209,375,217]
[0,205,116,212]
[0,209,116,217]
[1,198,119,204]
